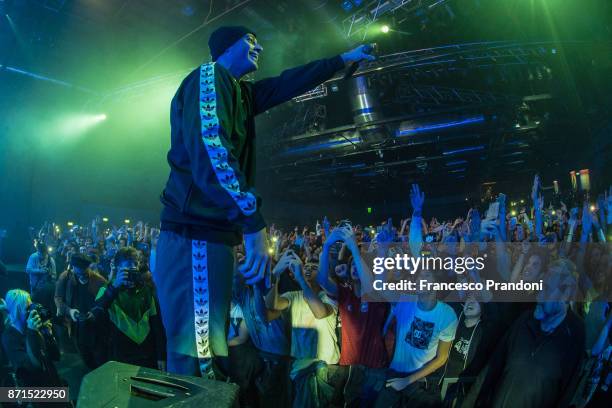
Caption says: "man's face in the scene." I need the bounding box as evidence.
[225,33,262,75]
[463,296,481,318]
[540,265,576,303]
[303,263,318,283]
[416,269,435,296]
[72,265,86,280]
[522,254,543,282]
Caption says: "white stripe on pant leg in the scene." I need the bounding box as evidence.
[192,240,213,378]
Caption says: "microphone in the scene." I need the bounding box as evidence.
[343,43,377,80]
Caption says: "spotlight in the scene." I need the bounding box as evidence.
[67,221,74,227]
[48,246,53,253]
[268,247,275,255]
[54,113,108,139]
[511,210,517,216]
[381,25,390,33]
[102,217,109,222]
[551,210,556,215]
[590,205,596,212]
[520,199,525,204]
[124,219,131,224]
[272,236,278,243]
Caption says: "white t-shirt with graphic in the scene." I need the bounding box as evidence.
[281,290,340,364]
[390,300,458,373]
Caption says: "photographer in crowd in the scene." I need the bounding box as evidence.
[1,289,62,387]
[54,253,107,368]
[87,247,166,370]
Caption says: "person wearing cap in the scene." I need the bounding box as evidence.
[155,24,376,378]
[54,252,107,368]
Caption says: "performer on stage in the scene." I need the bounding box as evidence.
[153,25,374,378]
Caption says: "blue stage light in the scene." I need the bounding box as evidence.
[396,116,484,137]
[442,145,485,156]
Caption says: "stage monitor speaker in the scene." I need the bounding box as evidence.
[77,361,239,408]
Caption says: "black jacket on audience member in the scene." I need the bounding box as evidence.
[463,310,585,408]
[88,281,166,369]
[447,303,505,380]
[1,325,62,387]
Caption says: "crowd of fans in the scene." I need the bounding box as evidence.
[0,174,610,408]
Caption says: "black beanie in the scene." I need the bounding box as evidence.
[70,253,92,270]
[208,26,256,61]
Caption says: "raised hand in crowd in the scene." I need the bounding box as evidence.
[322,216,331,235]
[334,264,349,279]
[409,184,426,255]
[605,186,612,224]
[581,202,593,243]
[271,249,297,278]
[410,183,425,215]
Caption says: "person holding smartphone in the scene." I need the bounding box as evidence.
[265,249,341,406]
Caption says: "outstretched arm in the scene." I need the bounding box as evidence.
[250,45,375,114]
[532,175,544,240]
[409,184,425,256]
[291,258,334,319]
[317,228,351,298]
[265,251,294,312]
